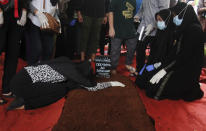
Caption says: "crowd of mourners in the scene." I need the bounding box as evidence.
[0,0,205,111]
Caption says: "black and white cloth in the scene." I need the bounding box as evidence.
[10,57,125,110]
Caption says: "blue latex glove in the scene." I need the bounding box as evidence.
[146,64,155,72]
[139,64,146,75]
[69,19,76,26]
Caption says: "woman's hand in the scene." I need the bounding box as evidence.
[0,8,4,26]
[17,9,27,26]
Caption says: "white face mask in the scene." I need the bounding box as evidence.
[173,5,188,26]
[156,11,171,30]
[157,21,166,30]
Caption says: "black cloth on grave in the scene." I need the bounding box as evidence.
[10,57,96,109]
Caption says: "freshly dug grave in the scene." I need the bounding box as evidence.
[52,74,155,131]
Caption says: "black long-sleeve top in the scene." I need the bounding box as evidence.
[0,0,30,13]
[76,0,110,18]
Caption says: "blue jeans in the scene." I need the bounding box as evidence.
[110,37,137,69]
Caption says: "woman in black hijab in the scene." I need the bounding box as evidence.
[135,9,175,90]
[142,2,204,101]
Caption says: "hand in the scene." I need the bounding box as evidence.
[77,11,83,23]
[69,19,76,26]
[102,16,107,24]
[17,9,27,26]
[0,10,4,26]
[146,62,161,72]
[110,81,125,87]
[134,15,140,22]
[35,11,49,29]
[109,27,115,38]
[150,69,166,84]
[145,24,153,36]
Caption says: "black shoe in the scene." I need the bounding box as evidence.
[7,97,24,111]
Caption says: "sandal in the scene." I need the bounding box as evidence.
[7,97,25,111]
[0,98,7,105]
[130,72,138,77]
[2,92,16,98]
[125,65,136,73]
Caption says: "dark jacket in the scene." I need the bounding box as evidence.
[76,0,110,18]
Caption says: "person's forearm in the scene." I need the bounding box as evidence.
[108,12,114,29]
[0,8,2,13]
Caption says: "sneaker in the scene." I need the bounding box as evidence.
[125,65,136,73]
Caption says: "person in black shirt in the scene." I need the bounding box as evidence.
[77,0,110,61]
[108,0,137,75]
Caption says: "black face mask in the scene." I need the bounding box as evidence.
[50,0,58,6]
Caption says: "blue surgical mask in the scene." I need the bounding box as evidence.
[156,11,171,30]
[157,21,166,30]
[173,5,188,26]
[173,15,183,26]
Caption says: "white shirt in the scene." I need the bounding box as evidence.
[28,0,58,27]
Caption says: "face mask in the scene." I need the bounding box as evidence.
[156,11,171,30]
[157,21,166,30]
[173,15,183,26]
[173,5,188,26]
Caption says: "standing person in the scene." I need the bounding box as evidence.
[77,0,110,61]
[55,0,78,59]
[0,0,29,97]
[198,0,206,31]
[27,0,59,65]
[135,0,170,73]
[108,0,138,75]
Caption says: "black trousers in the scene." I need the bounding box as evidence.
[55,18,78,59]
[0,13,23,93]
[26,20,55,65]
[136,36,155,72]
[99,24,108,55]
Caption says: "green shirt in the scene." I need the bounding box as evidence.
[109,0,137,39]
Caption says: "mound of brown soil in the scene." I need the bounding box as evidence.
[52,75,155,131]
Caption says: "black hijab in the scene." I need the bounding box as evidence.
[148,9,176,64]
[171,2,201,34]
[50,0,59,6]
